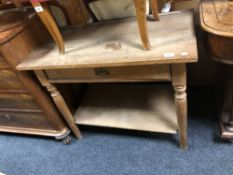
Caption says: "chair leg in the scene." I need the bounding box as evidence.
[30,1,65,54]
[133,0,151,50]
[150,0,159,21]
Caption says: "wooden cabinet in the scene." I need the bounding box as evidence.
[0,11,70,141]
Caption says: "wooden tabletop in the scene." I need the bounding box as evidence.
[200,0,233,37]
[17,10,198,70]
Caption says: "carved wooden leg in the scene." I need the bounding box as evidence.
[46,85,82,139]
[30,1,65,54]
[171,64,187,150]
[134,0,151,50]
[174,85,187,149]
[35,71,82,139]
[150,0,159,21]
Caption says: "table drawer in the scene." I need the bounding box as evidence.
[0,94,39,110]
[0,112,52,130]
[45,65,171,83]
[0,69,26,91]
[0,56,9,69]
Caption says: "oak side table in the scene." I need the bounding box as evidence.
[17,10,198,149]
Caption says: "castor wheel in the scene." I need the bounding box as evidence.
[62,135,72,145]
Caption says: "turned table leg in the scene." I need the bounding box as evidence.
[30,1,65,54]
[171,64,188,150]
[134,0,151,50]
[174,85,187,149]
[34,70,82,139]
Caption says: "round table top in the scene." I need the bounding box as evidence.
[200,0,233,37]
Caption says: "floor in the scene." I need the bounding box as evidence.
[0,87,232,175]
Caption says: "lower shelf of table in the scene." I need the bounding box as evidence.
[74,84,178,134]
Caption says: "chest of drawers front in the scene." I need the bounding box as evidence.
[0,12,70,140]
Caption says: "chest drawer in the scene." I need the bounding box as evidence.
[45,65,171,83]
[0,112,52,130]
[0,94,39,110]
[0,56,10,69]
[0,69,26,91]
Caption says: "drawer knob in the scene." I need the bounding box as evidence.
[95,68,110,76]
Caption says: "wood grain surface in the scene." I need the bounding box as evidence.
[45,65,171,83]
[17,10,198,70]
[75,84,178,133]
[200,0,233,37]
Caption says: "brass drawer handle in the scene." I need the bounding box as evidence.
[95,68,110,76]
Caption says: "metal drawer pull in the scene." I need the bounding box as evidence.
[95,68,110,76]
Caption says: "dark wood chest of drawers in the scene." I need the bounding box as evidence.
[0,11,70,140]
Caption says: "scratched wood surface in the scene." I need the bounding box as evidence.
[18,10,197,70]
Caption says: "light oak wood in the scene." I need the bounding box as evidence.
[75,84,177,133]
[134,0,151,50]
[171,64,187,149]
[150,0,159,20]
[18,10,197,149]
[29,0,160,52]
[34,70,82,139]
[45,65,171,83]
[17,10,197,71]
